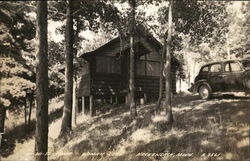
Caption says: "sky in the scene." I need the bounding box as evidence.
[47,1,165,44]
[47,1,246,53]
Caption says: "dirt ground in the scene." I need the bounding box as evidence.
[2,94,250,161]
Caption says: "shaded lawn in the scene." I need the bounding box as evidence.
[49,95,250,161]
[1,96,64,157]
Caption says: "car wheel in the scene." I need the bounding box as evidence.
[243,74,250,94]
[199,84,211,100]
[245,79,250,89]
[244,79,250,94]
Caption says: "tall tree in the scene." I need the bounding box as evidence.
[155,34,166,114]
[165,0,173,124]
[72,3,82,125]
[35,1,48,161]
[128,0,137,118]
[60,0,74,136]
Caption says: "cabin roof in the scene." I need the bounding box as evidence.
[78,26,180,66]
[79,26,162,57]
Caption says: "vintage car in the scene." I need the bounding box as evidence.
[189,58,250,99]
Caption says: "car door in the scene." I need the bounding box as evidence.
[223,61,244,92]
[208,63,224,92]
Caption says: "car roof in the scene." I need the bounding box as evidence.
[201,58,250,68]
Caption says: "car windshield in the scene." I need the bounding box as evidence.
[242,60,250,68]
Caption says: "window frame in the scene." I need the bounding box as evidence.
[136,60,161,77]
[200,65,209,73]
[224,61,242,73]
[209,63,222,73]
[95,55,121,74]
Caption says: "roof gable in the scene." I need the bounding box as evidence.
[79,26,162,58]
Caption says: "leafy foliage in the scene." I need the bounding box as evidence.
[157,1,229,50]
[49,1,120,35]
[48,41,65,98]
[0,2,36,108]
[227,1,250,57]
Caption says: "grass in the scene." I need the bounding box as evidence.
[2,94,250,161]
[49,95,249,161]
[1,95,64,158]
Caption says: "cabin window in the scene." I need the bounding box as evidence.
[96,56,121,74]
[136,60,146,75]
[147,61,160,76]
[136,60,160,76]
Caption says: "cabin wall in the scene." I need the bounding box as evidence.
[91,73,124,97]
[135,68,177,101]
[78,58,177,98]
[78,39,178,100]
[139,51,161,61]
[78,56,178,98]
[135,51,177,100]
[136,60,161,76]
[90,55,126,97]
[95,56,121,74]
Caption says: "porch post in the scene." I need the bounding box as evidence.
[110,96,113,104]
[82,96,85,114]
[115,96,118,104]
[143,93,147,104]
[90,95,94,116]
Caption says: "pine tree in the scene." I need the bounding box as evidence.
[128,0,137,118]
[35,1,48,161]
[60,0,74,136]
[165,0,174,124]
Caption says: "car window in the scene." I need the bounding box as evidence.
[225,63,230,72]
[210,63,221,73]
[201,66,209,73]
[230,62,241,72]
[225,62,241,72]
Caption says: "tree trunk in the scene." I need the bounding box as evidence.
[72,77,78,127]
[0,107,6,150]
[227,33,230,59]
[24,99,27,133]
[35,1,48,161]
[28,98,33,129]
[188,72,191,88]
[155,36,167,114]
[179,75,182,94]
[165,0,174,124]
[128,0,137,118]
[60,0,74,136]
[72,3,81,126]
[193,60,196,78]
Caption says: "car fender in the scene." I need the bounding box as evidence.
[193,80,212,93]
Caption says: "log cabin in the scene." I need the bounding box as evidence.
[77,27,180,115]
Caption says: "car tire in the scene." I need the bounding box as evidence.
[243,74,250,94]
[244,79,250,94]
[243,78,250,88]
[199,84,211,100]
